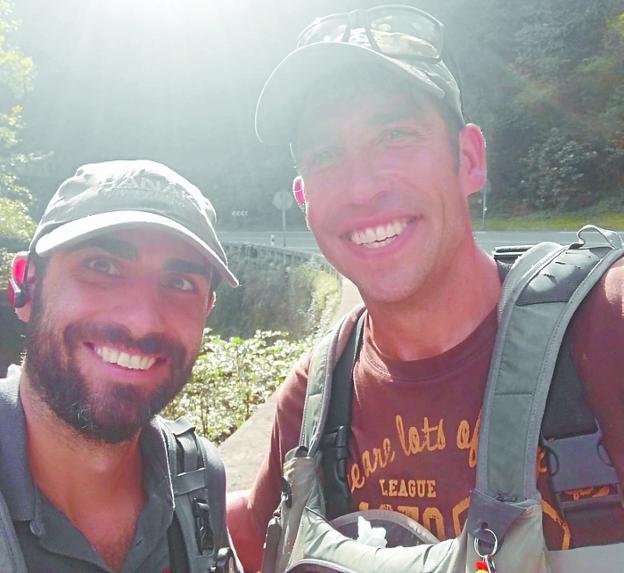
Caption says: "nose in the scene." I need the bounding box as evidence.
[113,278,166,339]
[343,148,384,205]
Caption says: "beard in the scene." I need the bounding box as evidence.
[23,290,194,444]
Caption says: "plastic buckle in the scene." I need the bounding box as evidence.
[192,497,214,553]
[281,477,293,508]
[213,547,235,573]
[542,425,622,519]
[322,425,350,496]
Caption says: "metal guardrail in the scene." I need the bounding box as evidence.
[223,242,340,280]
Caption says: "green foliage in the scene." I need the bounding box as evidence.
[0,0,36,250]
[0,245,11,282]
[209,258,340,339]
[290,262,341,337]
[164,257,338,443]
[449,0,624,213]
[518,128,618,210]
[163,329,307,443]
[0,195,35,244]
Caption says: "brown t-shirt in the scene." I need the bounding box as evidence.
[244,257,624,556]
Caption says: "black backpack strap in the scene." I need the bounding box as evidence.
[161,417,239,573]
[320,312,366,520]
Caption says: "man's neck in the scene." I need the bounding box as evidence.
[364,246,501,362]
[19,375,145,570]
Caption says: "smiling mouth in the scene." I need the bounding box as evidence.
[348,218,410,249]
[92,345,158,371]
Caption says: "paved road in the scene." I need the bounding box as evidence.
[220,229,621,254]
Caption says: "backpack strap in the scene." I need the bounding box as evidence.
[494,233,622,520]
[320,312,366,519]
[299,305,367,455]
[468,226,624,548]
[161,417,239,573]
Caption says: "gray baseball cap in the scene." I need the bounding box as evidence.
[256,5,464,146]
[31,160,238,287]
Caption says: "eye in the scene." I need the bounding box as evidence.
[163,274,196,292]
[85,257,120,276]
[380,128,412,142]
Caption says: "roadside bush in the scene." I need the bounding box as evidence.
[163,329,307,444]
[518,128,618,211]
[209,259,340,339]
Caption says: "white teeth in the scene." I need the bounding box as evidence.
[94,346,157,370]
[349,219,409,248]
[117,352,130,368]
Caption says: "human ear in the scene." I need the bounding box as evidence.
[458,124,487,197]
[9,252,35,323]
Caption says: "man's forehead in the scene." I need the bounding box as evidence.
[295,86,431,148]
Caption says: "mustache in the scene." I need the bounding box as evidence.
[63,321,186,361]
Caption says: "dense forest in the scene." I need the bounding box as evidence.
[1,0,623,251]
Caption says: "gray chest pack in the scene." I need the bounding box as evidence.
[0,417,239,573]
[261,226,624,573]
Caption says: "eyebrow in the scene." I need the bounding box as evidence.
[72,237,212,279]
[295,101,427,156]
[164,259,212,280]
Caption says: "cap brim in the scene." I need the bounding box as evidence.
[35,210,239,287]
[255,41,445,146]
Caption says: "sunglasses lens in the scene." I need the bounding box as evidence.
[369,11,441,59]
[298,18,348,48]
[297,8,443,62]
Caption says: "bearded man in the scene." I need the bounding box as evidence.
[1,160,239,572]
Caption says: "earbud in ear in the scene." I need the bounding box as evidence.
[7,255,29,309]
[292,176,306,205]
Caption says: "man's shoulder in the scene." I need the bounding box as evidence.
[577,255,624,322]
[0,366,22,419]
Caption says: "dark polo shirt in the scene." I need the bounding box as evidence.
[0,366,175,572]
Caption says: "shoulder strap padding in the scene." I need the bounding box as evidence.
[300,305,366,456]
[468,226,624,542]
[161,416,227,573]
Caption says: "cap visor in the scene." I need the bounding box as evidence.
[35,210,239,287]
[255,41,444,146]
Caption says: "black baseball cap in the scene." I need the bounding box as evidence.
[30,160,238,287]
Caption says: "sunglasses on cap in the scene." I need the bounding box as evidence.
[296,5,444,63]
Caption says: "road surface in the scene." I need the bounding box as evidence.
[220,229,621,254]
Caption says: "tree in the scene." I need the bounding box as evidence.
[0,0,36,261]
[0,0,37,373]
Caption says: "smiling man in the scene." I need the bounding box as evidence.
[1,160,239,572]
[227,5,624,572]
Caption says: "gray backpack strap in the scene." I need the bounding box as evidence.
[161,417,240,573]
[468,226,624,547]
[0,490,27,573]
[299,306,367,456]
